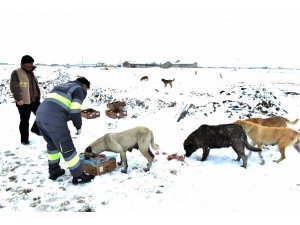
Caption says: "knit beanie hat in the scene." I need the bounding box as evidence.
[21,55,34,64]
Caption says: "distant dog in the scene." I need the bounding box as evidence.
[84,126,159,173]
[140,76,148,81]
[183,124,261,168]
[245,116,298,127]
[235,120,300,164]
[161,78,175,88]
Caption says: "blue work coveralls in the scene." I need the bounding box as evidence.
[36,80,87,178]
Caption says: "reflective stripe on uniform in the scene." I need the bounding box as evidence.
[65,152,81,170]
[47,93,71,108]
[47,149,61,164]
[70,102,81,111]
[46,93,82,112]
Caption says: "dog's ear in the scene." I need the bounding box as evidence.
[85,146,92,153]
[234,120,240,125]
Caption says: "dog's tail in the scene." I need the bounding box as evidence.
[244,138,262,152]
[285,118,299,125]
[150,130,160,150]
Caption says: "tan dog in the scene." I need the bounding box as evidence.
[245,116,298,127]
[235,120,300,164]
[161,78,175,88]
[84,126,159,173]
[140,76,148,81]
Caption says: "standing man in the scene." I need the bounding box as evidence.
[10,55,41,145]
[36,77,94,185]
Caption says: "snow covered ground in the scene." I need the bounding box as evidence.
[1,65,300,222]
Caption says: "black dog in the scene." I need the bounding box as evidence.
[183,124,261,168]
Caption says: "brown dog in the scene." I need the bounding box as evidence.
[235,120,300,164]
[161,78,175,88]
[245,116,298,127]
[140,76,148,81]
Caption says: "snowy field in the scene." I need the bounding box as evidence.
[1,65,300,222]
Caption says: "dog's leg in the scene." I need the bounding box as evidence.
[201,146,210,161]
[119,151,128,173]
[148,147,155,159]
[109,140,128,173]
[239,152,247,168]
[231,144,242,161]
[247,142,265,165]
[117,158,123,166]
[139,147,154,172]
[273,144,286,163]
[258,152,265,165]
[232,144,247,168]
[257,143,265,165]
[241,157,247,168]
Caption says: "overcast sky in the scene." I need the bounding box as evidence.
[1,0,300,67]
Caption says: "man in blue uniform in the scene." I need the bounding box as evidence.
[36,77,94,185]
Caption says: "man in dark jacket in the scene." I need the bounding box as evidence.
[10,55,41,145]
[36,77,94,185]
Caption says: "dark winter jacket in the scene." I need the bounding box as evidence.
[36,81,87,129]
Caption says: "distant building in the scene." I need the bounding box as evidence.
[122,61,198,68]
[96,62,105,67]
[122,61,158,68]
[172,62,198,68]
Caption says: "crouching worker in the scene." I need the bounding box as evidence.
[36,77,94,185]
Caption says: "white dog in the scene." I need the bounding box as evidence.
[84,126,159,173]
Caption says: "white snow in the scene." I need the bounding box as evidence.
[1,65,300,223]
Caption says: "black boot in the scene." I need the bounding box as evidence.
[72,172,95,185]
[49,169,65,180]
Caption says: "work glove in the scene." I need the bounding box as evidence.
[76,128,82,135]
